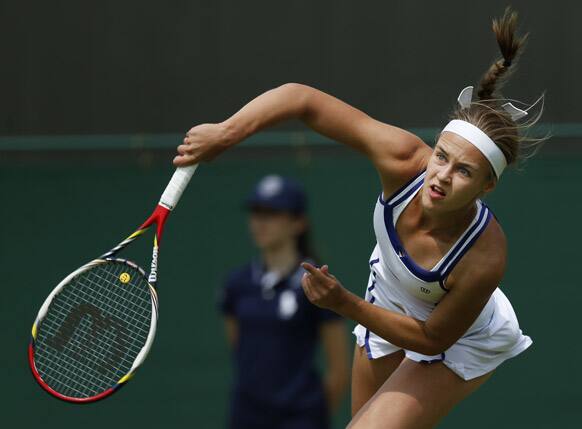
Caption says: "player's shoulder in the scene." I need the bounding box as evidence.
[449,214,507,291]
[474,212,507,262]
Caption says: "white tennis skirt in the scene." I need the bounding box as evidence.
[353,288,532,380]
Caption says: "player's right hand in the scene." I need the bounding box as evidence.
[301,263,350,313]
[173,123,235,166]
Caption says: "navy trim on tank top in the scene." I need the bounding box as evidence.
[438,278,450,292]
[379,170,426,206]
[384,202,443,283]
[380,172,493,283]
[441,209,493,278]
[389,178,425,208]
[420,353,446,364]
[437,203,490,274]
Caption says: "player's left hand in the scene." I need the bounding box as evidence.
[301,262,349,312]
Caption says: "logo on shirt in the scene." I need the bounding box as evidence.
[420,287,431,294]
[278,290,298,319]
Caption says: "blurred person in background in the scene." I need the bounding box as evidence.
[218,175,350,429]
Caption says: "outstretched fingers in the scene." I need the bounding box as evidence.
[300,261,348,312]
[301,262,333,279]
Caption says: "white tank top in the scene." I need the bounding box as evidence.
[368,170,495,324]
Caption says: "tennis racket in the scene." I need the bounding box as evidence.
[28,163,198,403]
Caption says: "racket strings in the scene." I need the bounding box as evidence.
[42,279,148,376]
[34,261,153,398]
[36,263,150,396]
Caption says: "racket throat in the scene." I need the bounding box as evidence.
[148,241,159,284]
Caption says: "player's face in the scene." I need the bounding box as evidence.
[421,132,496,213]
[248,208,305,251]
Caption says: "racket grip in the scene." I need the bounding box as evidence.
[159,164,198,210]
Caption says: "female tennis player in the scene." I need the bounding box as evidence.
[175,8,543,428]
[219,175,349,429]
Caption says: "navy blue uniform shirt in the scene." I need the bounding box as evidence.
[219,260,340,427]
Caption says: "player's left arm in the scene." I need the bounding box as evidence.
[302,225,507,356]
[416,236,507,354]
[319,319,350,413]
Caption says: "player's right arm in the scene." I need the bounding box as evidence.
[174,83,431,193]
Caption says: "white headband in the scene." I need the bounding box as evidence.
[441,120,507,178]
[441,86,510,178]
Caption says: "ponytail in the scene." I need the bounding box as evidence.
[477,7,528,100]
[450,7,547,170]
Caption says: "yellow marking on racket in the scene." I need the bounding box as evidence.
[127,229,147,240]
[118,373,134,384]
[32,322,38,340]
[119,273,131,283]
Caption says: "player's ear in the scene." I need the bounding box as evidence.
[482,171,497,195]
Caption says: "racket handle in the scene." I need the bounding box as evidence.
[159,164,198,210]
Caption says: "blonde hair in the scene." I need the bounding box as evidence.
[451,7,547,173]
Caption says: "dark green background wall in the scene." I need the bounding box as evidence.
[1,141,581,428]
[1,0,579,134]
